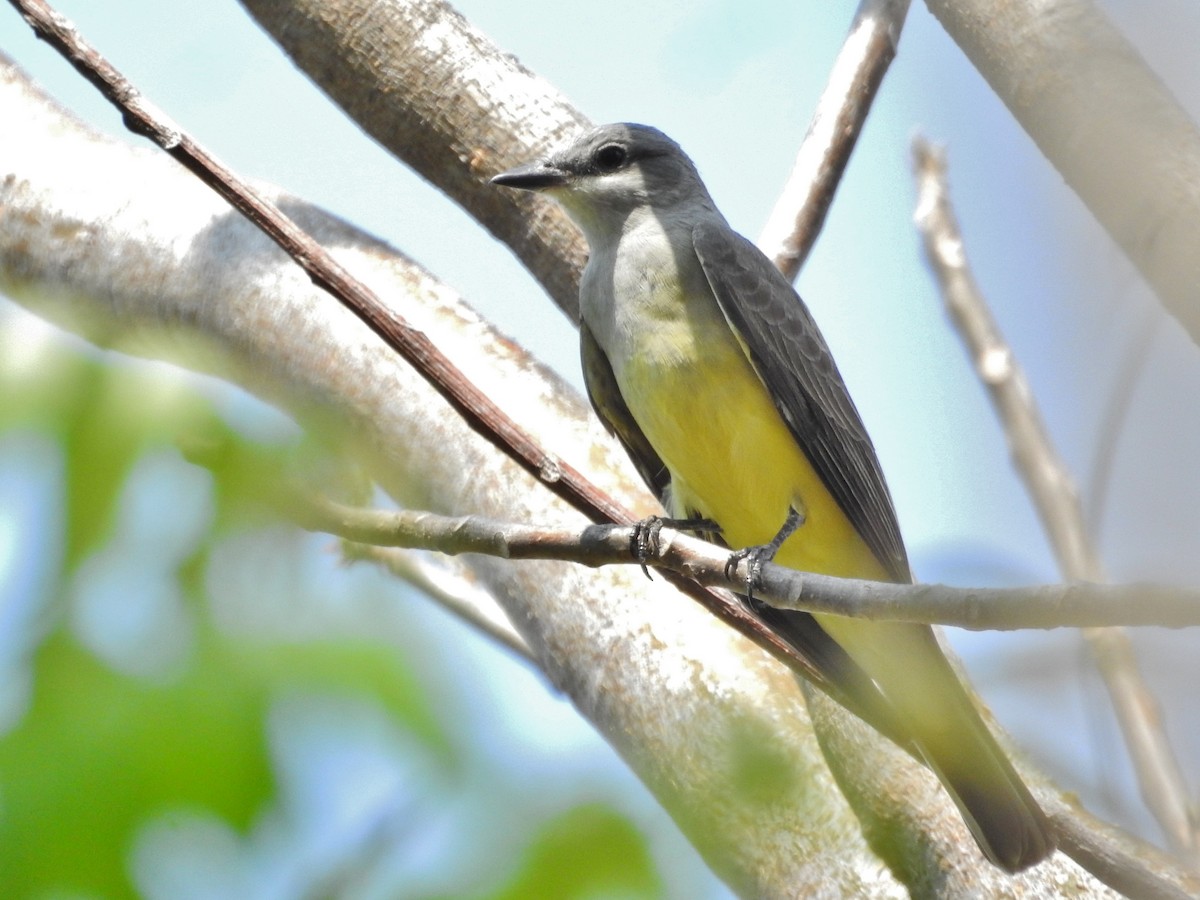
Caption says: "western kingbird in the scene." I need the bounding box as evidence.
[493,123,1053,872]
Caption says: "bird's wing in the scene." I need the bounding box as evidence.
[580,317,910,745]
[581,320,672,500]
[692,221,910,583]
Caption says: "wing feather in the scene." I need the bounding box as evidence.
[692,222,910,583]
[579,316,909,744]
[580,320,671,499]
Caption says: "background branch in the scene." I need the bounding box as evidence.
[757,0,912,280]
[1085,308,1160,537]
[239,0,590,320]
[7,0,863,709]
[6,0,619,527]
[925,0,1200,347]
[349,543,535,662]
[913,137,1198,858]
[4,0,1198,894]
[0,50,928,896]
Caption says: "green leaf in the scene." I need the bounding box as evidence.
[0,623,452,897]
[0,631,273,898]
[482,804,662,900]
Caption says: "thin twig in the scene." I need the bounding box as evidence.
[7,0,609,524]
[347,544,534,662]
[6,0,867,706]
[272,487,1200,631]
[912,137,1198,856]
[9,6,1198,891]
[1086,306,1160,538]
[925,0,1200,346]
[1048,797,1200,900]
[757,0,912,280]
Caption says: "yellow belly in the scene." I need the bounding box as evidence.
[619,320,889,583]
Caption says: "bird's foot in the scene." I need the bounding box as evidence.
[724,506,804,600]
[631,516,720,580]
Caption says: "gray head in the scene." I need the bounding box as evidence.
[492,123,715,239]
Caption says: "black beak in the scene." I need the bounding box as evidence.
[490,161,571,191]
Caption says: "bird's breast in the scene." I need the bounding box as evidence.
[583,238,882,578]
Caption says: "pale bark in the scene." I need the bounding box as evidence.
[925,0,1200,346]
[239,0,590,320]
[757,0,913,280]
[914,138,1197,856]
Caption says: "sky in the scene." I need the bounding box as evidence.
[4,0,1200,893]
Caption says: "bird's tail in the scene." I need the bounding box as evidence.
[906,654,1055,872]
[777,607,1055,872]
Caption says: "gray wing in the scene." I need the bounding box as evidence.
[580,317,910,744]
[581,320,671,500]
[692,221,910,583]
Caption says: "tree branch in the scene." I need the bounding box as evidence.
[5,0,877,710]
[248,479,1200,631]
[7,0,902,724]
[348,543,534,662]
[5,1,1195,891]
[925,0,1200,348]
[238,0,590,321]
[757,0,912,280]
[5,0,615,527]
[913,137,1199,857]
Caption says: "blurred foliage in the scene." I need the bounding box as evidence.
[0,314,666,898]
[0,629,274,896]
[478,804,661,900]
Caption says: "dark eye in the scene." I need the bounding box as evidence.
[594,143,628,172]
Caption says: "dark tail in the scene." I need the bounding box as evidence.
[759,602,1055,872]
[909,658,1056,872]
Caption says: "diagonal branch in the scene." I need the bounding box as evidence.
[758,0,912,281]
[6,0,611,526]
[350,543,535,662]
[925,0,1200,348]
[239,0,590,320]
[5,38,1183,895]
[913,137,1198,856]
[3,49,869,892]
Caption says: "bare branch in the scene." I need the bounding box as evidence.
[1085,308,1160,537]
[912,139,1099,579]
[913,137,1199,856]
[7,0,879,707]
[252,481,1200,632]
[1047,796,1200,900]
[238,0,590,320]
[348,544,534,662]
[757,0,912,280]
[925,0,1200,347]
[5,3,1194,890]
[5,0,620,526]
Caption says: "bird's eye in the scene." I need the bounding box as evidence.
[594,143,628,172]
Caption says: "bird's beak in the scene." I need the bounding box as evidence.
[491,161,571,191]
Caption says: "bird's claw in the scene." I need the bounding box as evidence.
[631,516,721,580]
[631,517,666,580]
[724,506,804,601]
[724,545,773,601]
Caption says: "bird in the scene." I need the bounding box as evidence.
[492,122,1054,872]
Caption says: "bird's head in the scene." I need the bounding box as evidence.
[492,123,712,240]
